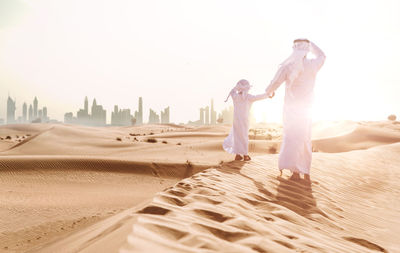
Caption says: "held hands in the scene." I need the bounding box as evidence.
[265,86,275,99]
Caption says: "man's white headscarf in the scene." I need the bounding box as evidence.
[280,39,310,88]
[224,79,251,102]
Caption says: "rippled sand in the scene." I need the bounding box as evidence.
[1,121,400,252]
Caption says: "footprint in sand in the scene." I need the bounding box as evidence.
[167,189,188,197]
[194,224,252,242]
[273,239,295,249]
[138,205,171,215]
[194,209,232,222]
[158,194,187,207]
[141,223,188,241]
[343,237,388,253]
[284,234,298,240]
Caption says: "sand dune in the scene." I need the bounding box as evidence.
[0,123,231,252]
[0,124,233,165]
[119,144,400,253]
[0,158,187,252]
[312,121,400,152]
[1,121,400,252]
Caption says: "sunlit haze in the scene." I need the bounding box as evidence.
[1,0,399,124]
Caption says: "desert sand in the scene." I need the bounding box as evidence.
[1,121,400,253]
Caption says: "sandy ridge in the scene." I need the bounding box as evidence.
[0,156,210,179]
[120,146,400,253]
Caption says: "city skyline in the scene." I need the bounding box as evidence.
[1,95,232,126]
[188,99,220,126]
[64,96,171,126]
[0,91,229,125]
[1,95,172,126]
[5,95,49,124]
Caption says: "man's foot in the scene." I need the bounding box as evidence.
[235,154,243,161]
[303,174,312,188]
[243,155,251,161]
[279,170,283,177]
[289,172,300,181]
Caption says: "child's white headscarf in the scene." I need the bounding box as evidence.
[224,79,251,102]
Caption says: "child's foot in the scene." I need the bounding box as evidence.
[289,172,300,181]
[279,170,283,177]
[235,154,243,161]
[304,174,311,182]
[243,155,251,161]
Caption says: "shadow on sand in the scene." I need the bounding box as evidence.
[273,176,328,219]
[220,161,328,220]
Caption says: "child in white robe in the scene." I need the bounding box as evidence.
[223,79,273,161]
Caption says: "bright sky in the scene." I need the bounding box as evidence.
[0,0,399,123]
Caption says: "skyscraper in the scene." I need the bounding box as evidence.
[77,97,90,125]
[33,97,38,119]
[161,106,170,124]
[210,99,216,125]
[134,97,143,125]
[113,105,119,119]
[43,107,48,121]
[22,103,27,122]
[205,106,210,125]
[199,108,204,125]
[28,104,33,122]
[7,96,16,124]
[148,109,160,124]
[66,97,106,126]
[138,97,143,125]
[90,98,106,126]
[111,105,132,126]
[84,96,88,114]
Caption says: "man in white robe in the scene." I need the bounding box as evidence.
[265,39,325,180]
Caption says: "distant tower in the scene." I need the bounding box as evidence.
[161,106,170,124]
[22,103,27,122]
[166,106,170,124]
[6,96,16,124]
[38,109,43,119]
[210,99,216,125]
[199,108,204,125]
[84,96,89,115]
[138,97,143,125]
[205,106,210,125]
[28,104,33,122]
[91,98,97,122]
[112,105,119,125]
[89,98,106,126]
[92,98,97,112]
[149,108,160,124]
[33,97,38,119]
[43,107,47,121]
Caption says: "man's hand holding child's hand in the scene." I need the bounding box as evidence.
[268,92,275,98]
